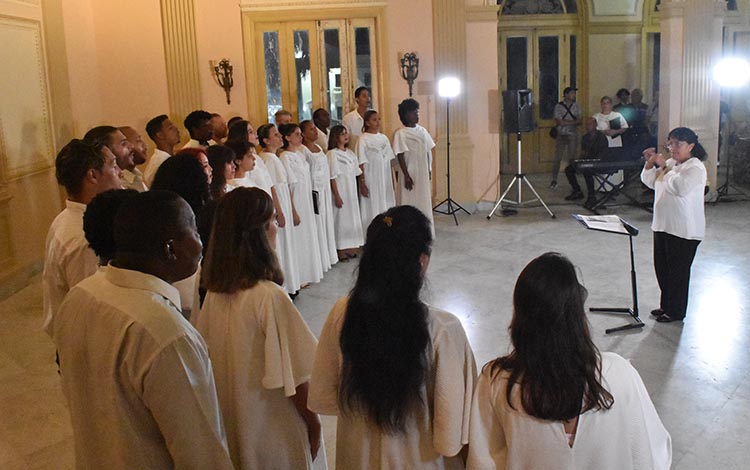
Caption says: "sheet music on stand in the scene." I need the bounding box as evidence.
[572,213,643,334]
[572,214,639,237]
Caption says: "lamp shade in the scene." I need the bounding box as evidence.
[438,77,461,98]
[714,57,750,88]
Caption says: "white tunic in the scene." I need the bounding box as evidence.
[280,149,324,285]
[466,352,672,470]
[303,145,338,271]
[309,298,477,470]
[343,109,365,149]
[42,200,99,334]
[196,281,324,470]
[393,125,436,236]
[356,132,396,231]
[316,127,330,151]
[144,149,171,186]
[260,151,301,294]
[327,148,364,250]
[641,157,707,240]
[122,168,148,192]
[52,266,233,470]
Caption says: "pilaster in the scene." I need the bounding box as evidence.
[160,0,202,123]
[432,0,474,204]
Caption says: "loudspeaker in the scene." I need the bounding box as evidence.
[502,89,535,133]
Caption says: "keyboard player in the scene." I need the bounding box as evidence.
[564,118,608,208]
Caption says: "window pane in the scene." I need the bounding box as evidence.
[538,36,559,120]
[354,27,372,91]
[263,31,282,124]
[570,35,577,88]
[323,29,343,125]
[294,30,313,121]
[506,37,527,91]
[500,0,564,14]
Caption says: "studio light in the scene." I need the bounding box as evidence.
[438,77,461,98]
[713,57,750,88]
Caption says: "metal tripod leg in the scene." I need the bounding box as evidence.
[487,175,519,219]
[521,176,555,218]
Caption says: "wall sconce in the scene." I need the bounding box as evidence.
[212,58,234,104]
[400,52,419,97]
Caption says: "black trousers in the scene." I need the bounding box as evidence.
[564,164,595,196]
[653,231,701,320]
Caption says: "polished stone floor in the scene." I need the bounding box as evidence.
[1,181,748,469]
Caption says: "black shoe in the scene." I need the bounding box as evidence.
[549,180,558,189]
[656,314,681,323]
[650,308,665,317]
[584,197,598,210]
[565,191,584,201]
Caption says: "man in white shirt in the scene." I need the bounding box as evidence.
[53,190,234,470]
[119,126,149,191]
[143,114,180,186]
[182,110,214,149]
[342,86,371,149]
[313,108,331,150]
[84,126,146,192]
[42,139,124,334]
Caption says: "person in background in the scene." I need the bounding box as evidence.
[310,206,476,469]
[84,126,144,192]
[327,125,364,261]
[301,119,337,273]
[641,127,707,323]
[275,109,293,126]
[43,139,123,335]
[53,190,234,470]
[551,86,582,189]
[592,96,628,161]
[210,113,229,145]
[564,118,609,208]
[313,108,331,150]
[144,114,180,186]
[197,187,325,469]
[356,110,396,232]
[467,252,671,470]
[119,126,149,191]
[393,98,436,237]
[182,110,214,149]
[342,86,371,150]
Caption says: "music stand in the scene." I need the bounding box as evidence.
[573,214,645,334]
[433,77,470,225]
[488,89,555,219]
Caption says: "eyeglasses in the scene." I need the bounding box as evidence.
[666,140,688,151]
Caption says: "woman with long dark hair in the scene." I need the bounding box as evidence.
[467,253,671,470]
[309,205,476,469]
[197,187,324,469]
[641,127,707,323]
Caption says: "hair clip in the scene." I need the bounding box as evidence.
[383,216,393,227]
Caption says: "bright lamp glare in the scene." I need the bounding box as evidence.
[438,77,461,98]
[714,57,750,88]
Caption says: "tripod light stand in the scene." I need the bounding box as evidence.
[714,57,750,203]
[433,77,470,225]
[488,89,555,219]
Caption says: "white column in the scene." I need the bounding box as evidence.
[432,0,474,203]
[660,0,724,191]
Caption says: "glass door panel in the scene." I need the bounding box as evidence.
[506,36,529,91]
[537,35,559,121]
[284,22,320,123]
[292,29,314,121]
[262,30,283,123]
[319,20,348,125]
[349,19,377,111]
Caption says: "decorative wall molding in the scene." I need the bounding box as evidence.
[159,0,202,122]
[0,15,54,181]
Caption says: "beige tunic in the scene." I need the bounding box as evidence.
[309,297,477,470]
[197,280,325,469]
[467,352,672,470]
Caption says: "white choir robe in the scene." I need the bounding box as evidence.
[303,145,338,271]
[356,132,396,231]
[197,281,327,470]
[327,148,364,250]
[392,125,436,237]
[260,151,301,294]
[309,298,477,470]
[342,109,365,150]
[467,352,672,470]
[280,149,324,285]
[316,127,330,151]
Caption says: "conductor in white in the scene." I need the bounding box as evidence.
[52,191,234,469]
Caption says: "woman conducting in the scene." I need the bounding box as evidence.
[641,127,707,323]
[467,252,671,470]
[309,205,476,469]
